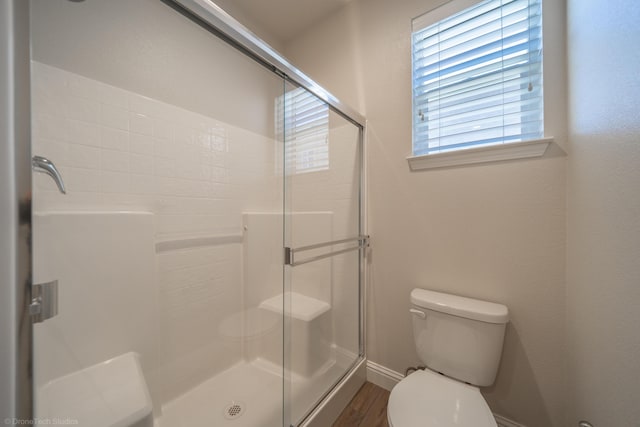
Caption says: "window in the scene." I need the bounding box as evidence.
[412,0,543,156]
[276,87,329,175]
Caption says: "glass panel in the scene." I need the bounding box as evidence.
[283,82,363,425]
[30,1,286,426]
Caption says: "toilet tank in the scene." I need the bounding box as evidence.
[410,288,509,387]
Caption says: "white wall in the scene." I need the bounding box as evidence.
[284,0,568,426]
[30,0,282,137]
[566,1,640,425]
[213,0,286,52]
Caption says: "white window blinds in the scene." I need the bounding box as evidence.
[412,0,543,155]
[276,87,329,174]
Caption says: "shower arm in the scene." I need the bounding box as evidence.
[32,155,66,194]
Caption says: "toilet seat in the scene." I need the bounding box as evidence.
[387,369,497,427]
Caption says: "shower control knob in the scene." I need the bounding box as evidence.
[30,280,59,323]
[29,299,41,316]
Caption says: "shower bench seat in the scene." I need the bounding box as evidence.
[259,292,333,377]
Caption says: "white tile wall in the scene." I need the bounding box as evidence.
[31,61,362,409]
[156,244,243,403]
[32,61,281,231]
[31,61,281,406]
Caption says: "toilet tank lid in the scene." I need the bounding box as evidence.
[411,289,509,324]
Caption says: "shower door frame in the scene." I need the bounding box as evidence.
[165,0,366,129]
[164,2,369,423]
[1,0,33,420]
[4,0,368,423]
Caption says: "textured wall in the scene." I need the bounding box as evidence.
[566,1,640,425]
[284,0,568,425]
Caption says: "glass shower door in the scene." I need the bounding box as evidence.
[282,82,364,425]
[29,1,288,426]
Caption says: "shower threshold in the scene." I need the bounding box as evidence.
[156,353,352,427]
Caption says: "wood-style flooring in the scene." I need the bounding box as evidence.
[333,382,390,427]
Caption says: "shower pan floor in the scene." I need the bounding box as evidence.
[157,354,352,427]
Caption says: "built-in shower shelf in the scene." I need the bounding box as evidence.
[155,232,243,252]
[259,292,331,322]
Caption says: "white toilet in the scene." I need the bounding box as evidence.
[387,288,509,427]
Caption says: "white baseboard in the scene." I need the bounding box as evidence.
[366,361,526,427]
[365,360,404,391]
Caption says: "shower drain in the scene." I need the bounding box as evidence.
[223,401,245,420]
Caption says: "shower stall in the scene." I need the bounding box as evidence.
[3,0,367,425]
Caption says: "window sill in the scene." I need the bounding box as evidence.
[407,138,559,171]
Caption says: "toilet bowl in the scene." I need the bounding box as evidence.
[388,369,496,427]
[387,289,509,427]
